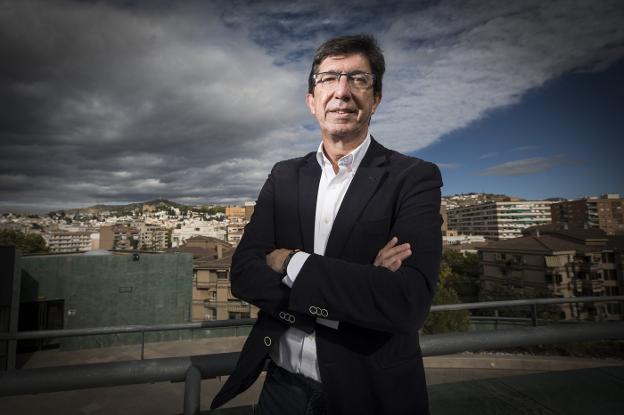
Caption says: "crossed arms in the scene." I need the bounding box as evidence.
[230,159,443,334]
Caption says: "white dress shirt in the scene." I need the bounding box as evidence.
[270,134,371,382]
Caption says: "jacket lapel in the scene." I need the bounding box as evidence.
[298,154,321,253]
[324,137,389,258]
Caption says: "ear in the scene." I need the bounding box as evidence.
[371,92,382,115]
[306,93,316,115]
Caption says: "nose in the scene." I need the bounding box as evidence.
[333,74,352,101]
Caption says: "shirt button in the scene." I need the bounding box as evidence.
[324,218,329,224]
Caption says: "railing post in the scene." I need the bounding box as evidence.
[141,331,145,360]
[494,309,499,330]
[184,365,201,415]
[531,304,538,326]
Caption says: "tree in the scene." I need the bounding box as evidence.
[422,265,471,334]
[0,229,48,253]
[441,250,480,303]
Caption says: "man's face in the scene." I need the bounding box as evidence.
[306,53,381,141]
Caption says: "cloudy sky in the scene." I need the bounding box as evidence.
[1,0,623,212]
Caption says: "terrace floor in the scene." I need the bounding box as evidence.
[1,336,622,414]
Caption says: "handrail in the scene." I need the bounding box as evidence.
[2,296,623,341]
[431,295,624,311]
[0,318,256,340]
[1,322,623,403]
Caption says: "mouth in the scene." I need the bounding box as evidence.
[328,108,357,116]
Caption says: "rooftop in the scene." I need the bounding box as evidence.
[1,336,622,414]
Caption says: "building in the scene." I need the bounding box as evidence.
[99,224,140,250]
[440,201,449,236]
[192,248,258,321]
[447,201,553,240]
[138,223,168,251]
[478,227,623,321]
[225,203,255,222]
[44,231,92,253]
[170,221,227,247]
[168,235,231,258]
[167,236,257,321]
[225,206,246,222]
[6,249,193,351]
[551,194,624,235]
[226,222,246,246]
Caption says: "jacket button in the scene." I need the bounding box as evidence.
[321,309,328,318]
[309,306,317,315]
[263,336,272,347]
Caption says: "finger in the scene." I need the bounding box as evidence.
[381,236,399,251]
[382,249,411,269]
[375,237,399,265]
[375,246,409,267]
[378,243,411,259]
[387,258,402,272]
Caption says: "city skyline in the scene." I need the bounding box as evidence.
[1,0,623,213]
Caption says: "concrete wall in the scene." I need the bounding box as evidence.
[20,252,193,350]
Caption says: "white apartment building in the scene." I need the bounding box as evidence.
[138,223,168,251]
[44,231,92,253]
[447,201,553,240]
[171,221,227,247]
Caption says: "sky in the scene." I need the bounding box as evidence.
[1,0,623,212]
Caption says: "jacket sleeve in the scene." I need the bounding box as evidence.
[288,162,443,334]
[229,163,315,332]
[229,163,291,316]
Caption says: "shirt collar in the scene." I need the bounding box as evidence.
[316,133,371,173]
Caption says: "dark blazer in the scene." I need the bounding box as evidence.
[211,137,443,414]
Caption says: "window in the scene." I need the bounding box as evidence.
[605,270,617,281]
[217,271,228,280]
[228,312,251,320]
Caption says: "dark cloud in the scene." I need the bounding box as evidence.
[0,0,312,208]
[1,0,623,210]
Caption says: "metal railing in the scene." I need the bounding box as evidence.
[2,296,624,415]
[3,295,622,342]
[0,318,256,360]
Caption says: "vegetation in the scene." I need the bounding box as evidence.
[422,264,471,334]
[199,205,226,216]
[478,284,562,321]
[440,250,480,303]
[0,229,48,253]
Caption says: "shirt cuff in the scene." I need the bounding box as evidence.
[281,251,310,288]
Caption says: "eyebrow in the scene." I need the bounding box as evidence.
[318,69,369,74]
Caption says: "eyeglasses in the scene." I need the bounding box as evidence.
[312,71,375,90]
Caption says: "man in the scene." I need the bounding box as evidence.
[211,35,442,414]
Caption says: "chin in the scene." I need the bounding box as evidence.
[328,124,364,138]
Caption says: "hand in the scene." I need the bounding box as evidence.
[266,248,292,273]
[373,237,411,272]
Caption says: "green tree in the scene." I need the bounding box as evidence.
[422,265,471,334]
[0,229,48,253]
[441,250,480,303]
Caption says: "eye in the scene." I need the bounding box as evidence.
[318,72,339,83]
[351,74,368,86]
